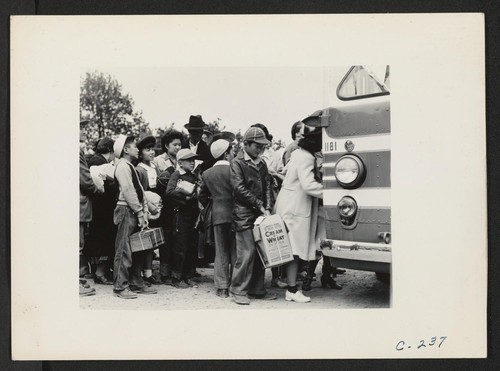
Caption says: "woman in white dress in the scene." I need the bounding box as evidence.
[274,126,324,303]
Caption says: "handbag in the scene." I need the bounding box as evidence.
[176,179,196,195]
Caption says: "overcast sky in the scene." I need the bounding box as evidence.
[94,67,343,145]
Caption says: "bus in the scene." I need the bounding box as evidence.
[303,65,391,279]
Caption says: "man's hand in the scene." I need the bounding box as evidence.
[138,214,149,228]
[264,209,271,216]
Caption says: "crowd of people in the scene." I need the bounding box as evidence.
[79,114,343,304]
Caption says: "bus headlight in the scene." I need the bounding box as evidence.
[338,196,357,218]
[334,154,366,188]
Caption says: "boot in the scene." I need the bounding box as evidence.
[302,276,313,291]
[320,274,342,290]
[302,259,320,291]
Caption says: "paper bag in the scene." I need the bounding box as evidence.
[253,214,294,268]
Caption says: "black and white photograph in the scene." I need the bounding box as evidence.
[10,14,486,360]
[78,65,392,309]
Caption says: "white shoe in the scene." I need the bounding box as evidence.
[285,290,311,303]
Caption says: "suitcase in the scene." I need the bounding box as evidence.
[129,227,165,253]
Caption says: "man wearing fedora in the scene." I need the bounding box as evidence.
[182,115,215,175]
[112,134,157,299]
[229,127,277,305]
[183,115,216,271]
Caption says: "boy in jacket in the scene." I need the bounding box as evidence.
[229,127,277,305]
[166,148,200,289]
[113,135,157,299]
[198,139,236,298]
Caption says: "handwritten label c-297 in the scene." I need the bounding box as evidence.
[396,336,447,351]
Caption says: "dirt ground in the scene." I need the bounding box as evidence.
[80,260,390,310]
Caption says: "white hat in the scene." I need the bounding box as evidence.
[210,139,230,159]
[176,148,199,161]
[113,134,128,158]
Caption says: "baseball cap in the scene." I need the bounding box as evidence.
[176,148,199,161]
[243,127,271,145]
[210,139,230,159]
[113,134,128,159]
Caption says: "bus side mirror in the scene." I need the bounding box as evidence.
[303,109,329,128]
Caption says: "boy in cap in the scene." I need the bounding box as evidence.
[166,148,200,288]
[113,134,157,299]
[198,139,236,298]
[229,127,277,305]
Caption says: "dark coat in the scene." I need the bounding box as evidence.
[199,163,233,225]
[181,139,215,175]
[80,149,98,222]
[85,153,118,257]
[230,151,272,231]
[166,170,199,216]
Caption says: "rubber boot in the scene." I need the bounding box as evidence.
[302,259,320,291]
[321,258,342,289]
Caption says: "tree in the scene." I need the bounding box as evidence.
[80,71,151,146]
[205,117,224,136]
[154,123,177,140]
[273,138,286,150]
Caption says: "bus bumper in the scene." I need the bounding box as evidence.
[320,239,391,274]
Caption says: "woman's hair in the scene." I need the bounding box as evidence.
[298,127,322,154]
[94,137,114,154]
[291,121,304,140]
[161,130,184,151]
[138,142,154,161]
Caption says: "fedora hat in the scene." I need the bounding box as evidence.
[184,115,208,130]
